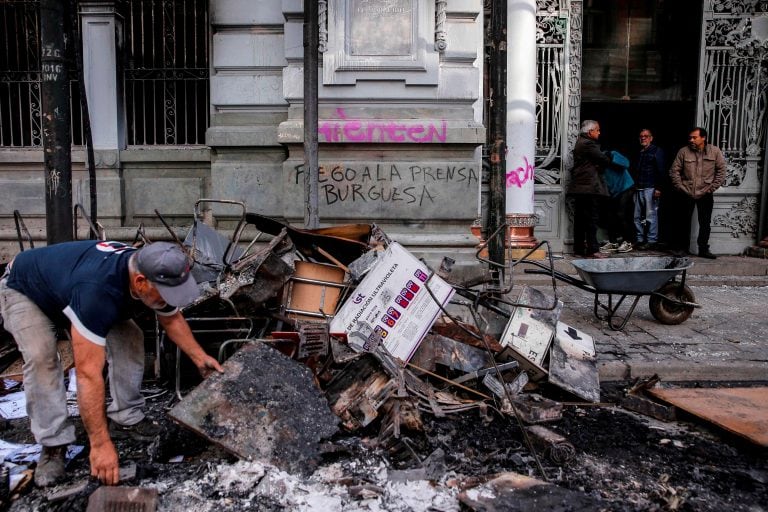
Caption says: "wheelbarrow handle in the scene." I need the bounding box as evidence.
[523,267,596,293]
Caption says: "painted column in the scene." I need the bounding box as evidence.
[505,0,538,247]
[80,2,122,150]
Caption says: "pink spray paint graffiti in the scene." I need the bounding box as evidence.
[318,108,447,143]
[506,156,535,188]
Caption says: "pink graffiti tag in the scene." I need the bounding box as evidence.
[317,108,447,143]
[505,157,535,188]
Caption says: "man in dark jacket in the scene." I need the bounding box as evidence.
[632,129,665,249]
[668,127,727,259]
[0,241,223,487]
[567,120,613,257]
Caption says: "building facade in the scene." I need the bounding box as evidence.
[0,0,766,262]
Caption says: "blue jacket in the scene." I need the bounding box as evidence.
[604,151,634,197]
[632,144,665,189]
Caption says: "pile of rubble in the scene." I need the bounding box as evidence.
[3,208,768,510]
[155,211,602,480]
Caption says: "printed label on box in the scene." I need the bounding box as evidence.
[330,242,454,362]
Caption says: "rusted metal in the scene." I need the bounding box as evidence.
[297,321,330,359]
[168,342,339,474]
[648,387,768,447]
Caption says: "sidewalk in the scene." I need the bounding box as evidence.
[514,253,768,383]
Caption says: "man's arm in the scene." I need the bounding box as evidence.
[712,147,727,191]
[669,149,684,191]
[70,328,120,485]
[157,312,223,377]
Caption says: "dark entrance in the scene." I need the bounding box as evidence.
[580,0,703,159]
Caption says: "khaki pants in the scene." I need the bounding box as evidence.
[0,278,146,446]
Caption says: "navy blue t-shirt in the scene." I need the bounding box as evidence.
[7,241,175,346]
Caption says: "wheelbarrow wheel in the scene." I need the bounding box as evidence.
[649,282,695,325]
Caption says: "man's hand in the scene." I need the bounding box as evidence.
[158,312,224,378]
[89,440,120,485]
[653,189,661,199]
[195,354,224,378]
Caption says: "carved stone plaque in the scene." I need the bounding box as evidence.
[349,0,413,56]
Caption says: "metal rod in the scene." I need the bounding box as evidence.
[303,0,319,229]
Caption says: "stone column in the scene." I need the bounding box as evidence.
[80,2,122,150]
[76,2,123,228]
[505,0,538,248]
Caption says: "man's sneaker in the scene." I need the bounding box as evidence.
[34,445,67,487]
[599,242,618,253]
[109,418,162,442]
[617,241,633,253]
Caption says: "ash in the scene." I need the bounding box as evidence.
[4,384,767,512]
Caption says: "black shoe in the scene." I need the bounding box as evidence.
[698,249,717,259]
[109,418,161,442]
[636,242,649,251]
[669,249,688,258]
[34,445,67,487]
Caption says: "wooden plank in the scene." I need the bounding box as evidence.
[168,342,339,474]
[648,387,768,447]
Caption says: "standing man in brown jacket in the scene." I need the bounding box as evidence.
[668,127,727,259]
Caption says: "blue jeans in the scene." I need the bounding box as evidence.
[634,188,659,243]
[0,278,146,446]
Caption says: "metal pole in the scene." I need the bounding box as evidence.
[304,0,320,229]
[41,0,73,244]
[487,0,507,265]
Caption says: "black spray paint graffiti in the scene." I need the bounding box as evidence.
[293,163,479,207]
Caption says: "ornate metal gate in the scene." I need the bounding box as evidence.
[699,0,768,243]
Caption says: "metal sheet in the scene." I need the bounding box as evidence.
[168,342,339,474]
[648,387,768,447]
[548,322,600,403]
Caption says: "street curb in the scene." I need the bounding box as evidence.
[599,360,768,382]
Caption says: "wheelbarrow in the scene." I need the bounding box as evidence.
[523,256,700,330]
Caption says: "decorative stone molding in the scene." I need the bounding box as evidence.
[435,0,447,51]
[713,196,758,237]
[323,0,439,85]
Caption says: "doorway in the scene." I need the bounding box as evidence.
[580,0,703,159]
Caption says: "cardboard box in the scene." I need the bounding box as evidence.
[330,242,454,363]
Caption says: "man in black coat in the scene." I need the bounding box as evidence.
[567,120,615,257]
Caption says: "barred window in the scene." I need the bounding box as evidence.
[121,0,209,146]
[0,0,84,147]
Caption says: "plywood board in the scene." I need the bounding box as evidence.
[648,387,768,446]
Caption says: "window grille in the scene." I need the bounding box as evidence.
[0,0,84,147]
[121,0,209,146]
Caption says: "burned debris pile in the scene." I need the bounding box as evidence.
[151,207,602,478]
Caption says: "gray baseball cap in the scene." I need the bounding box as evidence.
[136,242,199,307]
